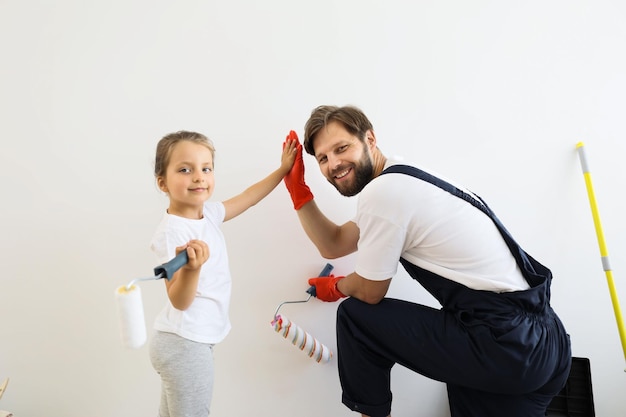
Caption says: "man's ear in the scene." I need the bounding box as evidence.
[365,129,377,151]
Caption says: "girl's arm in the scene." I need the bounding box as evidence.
[222,139,297,221]
[164,240,209,310]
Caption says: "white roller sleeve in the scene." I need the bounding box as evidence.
[115,285,147,349]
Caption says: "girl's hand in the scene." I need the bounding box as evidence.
[177,239,209,272]
[280,135,298,174]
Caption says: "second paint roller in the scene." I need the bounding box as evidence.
[271,263,335,363]
[115,251,189,349]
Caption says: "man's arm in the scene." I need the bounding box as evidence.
[297,202,392,304]
[282,131,359,258]
[309,268,392,305]
[296,200,359,259]
[283,131,391,303]
[337,272,392,305]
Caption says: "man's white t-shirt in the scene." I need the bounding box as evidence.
[354,158,530,292]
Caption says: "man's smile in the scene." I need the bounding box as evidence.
[333,167,351,180]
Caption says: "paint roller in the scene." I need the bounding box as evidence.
[115,250,189,349]
[271,263,334,363]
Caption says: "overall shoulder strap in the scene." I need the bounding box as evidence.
[380,164,551,288]
[381,164,492,216]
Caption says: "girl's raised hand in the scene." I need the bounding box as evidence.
[281,133,298,174]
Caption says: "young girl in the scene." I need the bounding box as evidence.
[149,130,296,417]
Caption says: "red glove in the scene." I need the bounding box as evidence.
[283,130,314,210]
[308,275,346,302]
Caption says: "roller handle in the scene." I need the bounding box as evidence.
[306,262,335,297]
[153,250,189,279]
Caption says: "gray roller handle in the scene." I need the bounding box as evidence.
[154,250,189,280]
[306,263,335,297]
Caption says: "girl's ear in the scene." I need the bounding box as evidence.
[156,177,168,193]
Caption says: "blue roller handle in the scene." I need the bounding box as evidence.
[306,263,334,297]
[153,250,189,279]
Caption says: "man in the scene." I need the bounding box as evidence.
[282,105,571,417]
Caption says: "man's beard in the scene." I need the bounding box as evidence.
[329,152,374,197]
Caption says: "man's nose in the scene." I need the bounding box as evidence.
[327,154,341,169]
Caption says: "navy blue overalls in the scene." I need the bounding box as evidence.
[336,165,572,417]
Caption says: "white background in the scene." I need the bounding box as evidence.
[1,1,626,416]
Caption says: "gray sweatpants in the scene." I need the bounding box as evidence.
[149,331,215,417]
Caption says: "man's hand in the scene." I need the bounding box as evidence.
[283,130,314,210]
[308,275,346,302]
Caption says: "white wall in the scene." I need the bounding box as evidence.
[1,1,625,416]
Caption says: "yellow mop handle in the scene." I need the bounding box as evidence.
[576,141,626,364]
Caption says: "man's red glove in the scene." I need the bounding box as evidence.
[283,130,314,210]
[308,275,346,302]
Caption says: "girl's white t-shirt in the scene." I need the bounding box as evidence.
[150,202,232,344]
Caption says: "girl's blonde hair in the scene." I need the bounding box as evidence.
[154,130,216,178]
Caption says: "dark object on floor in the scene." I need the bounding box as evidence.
[546,357,595,417]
